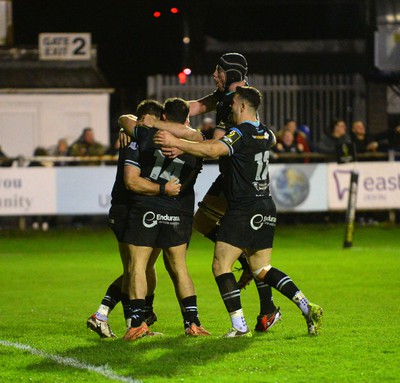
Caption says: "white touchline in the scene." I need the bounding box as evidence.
[0,340,142,383]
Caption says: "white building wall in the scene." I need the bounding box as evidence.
[0,93,110,157]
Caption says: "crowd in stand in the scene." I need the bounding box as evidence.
[1,119,400,168]
[271,118,400,162]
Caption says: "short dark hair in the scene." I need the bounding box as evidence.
[136,100,164,119]
[330,118,345,133]
[235,86,262,110]
[164,97,190,124]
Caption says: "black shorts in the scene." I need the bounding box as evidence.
[108,204,129,242]
[206,174,225,198]
[123,206,193,248]
[217,198,277,249]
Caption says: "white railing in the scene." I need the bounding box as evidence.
[147,73,366,148]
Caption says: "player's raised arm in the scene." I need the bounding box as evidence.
[188,92,220,116]
[154,131,228,159]
[140,114,203,142]
[118,114,138,137]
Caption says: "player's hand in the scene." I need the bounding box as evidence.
[139,114,157,128]
[161,146,183,159]
[165,177,181,196]
[119,130,131,148]
[154,130,177,148]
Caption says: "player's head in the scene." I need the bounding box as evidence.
[136,99,164,120]
[215,53,248,91]
[235,86,261,110]
[163,97,190,124]
[232,86,262,123]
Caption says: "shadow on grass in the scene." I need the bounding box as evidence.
[26,334,254,380]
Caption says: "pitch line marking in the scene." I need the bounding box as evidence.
[0,340,142,383]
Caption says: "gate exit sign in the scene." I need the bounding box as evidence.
[39,33,91,61]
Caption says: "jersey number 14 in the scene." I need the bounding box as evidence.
[150,150,184,181]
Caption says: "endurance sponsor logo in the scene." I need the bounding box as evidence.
[143,211,180,228]
[250,214,276,230]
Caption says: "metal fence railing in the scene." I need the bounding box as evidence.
[147,73,366,149]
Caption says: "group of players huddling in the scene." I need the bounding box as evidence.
[87,53,323,340]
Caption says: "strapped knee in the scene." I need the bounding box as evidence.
[252,265,272,280]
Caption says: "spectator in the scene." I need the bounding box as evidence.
[278,119,311,152]
[317,119,350,155]
[350,121,378,154]
[29,147,53,167]
[196,117,216,139]
[69,127,107,165]
[0,145,13,167]
[273,129,304,163]
[52,138,69,166]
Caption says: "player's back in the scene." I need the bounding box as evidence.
[132,125,202,213]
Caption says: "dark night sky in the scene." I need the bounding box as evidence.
[12,0,367,91]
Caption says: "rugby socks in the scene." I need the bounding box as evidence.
[236,253,276,315]
[181,295,201,329]
[121,293,131,328]
[129,299,145,328]
[101,283,122,309]
[215,273,249,332]
[237,253,248,269]
[263,267,310,315]
[95,283,122,321]
[255,281,277,315]
[144,294,155,316]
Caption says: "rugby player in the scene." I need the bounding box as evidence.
[154,86,323,337]
[86,100,168,338]
[119,98,210,341]
[142,53,281,333]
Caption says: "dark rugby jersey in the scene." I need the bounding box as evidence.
[110,142,139,206]
[219,121,275,206]
[129,125,203,213]
[215,91,235,131]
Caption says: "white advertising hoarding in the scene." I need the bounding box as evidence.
[56,167,115,214]
[0,168,57,215]
[1,162,398,216]
[328,162,400,210]
[270,164,328,212]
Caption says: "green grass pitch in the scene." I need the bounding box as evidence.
[1,223,399,382]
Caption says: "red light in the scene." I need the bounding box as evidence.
[178,72,187,84]
[170,7,179,14]
[153,11,161,18]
